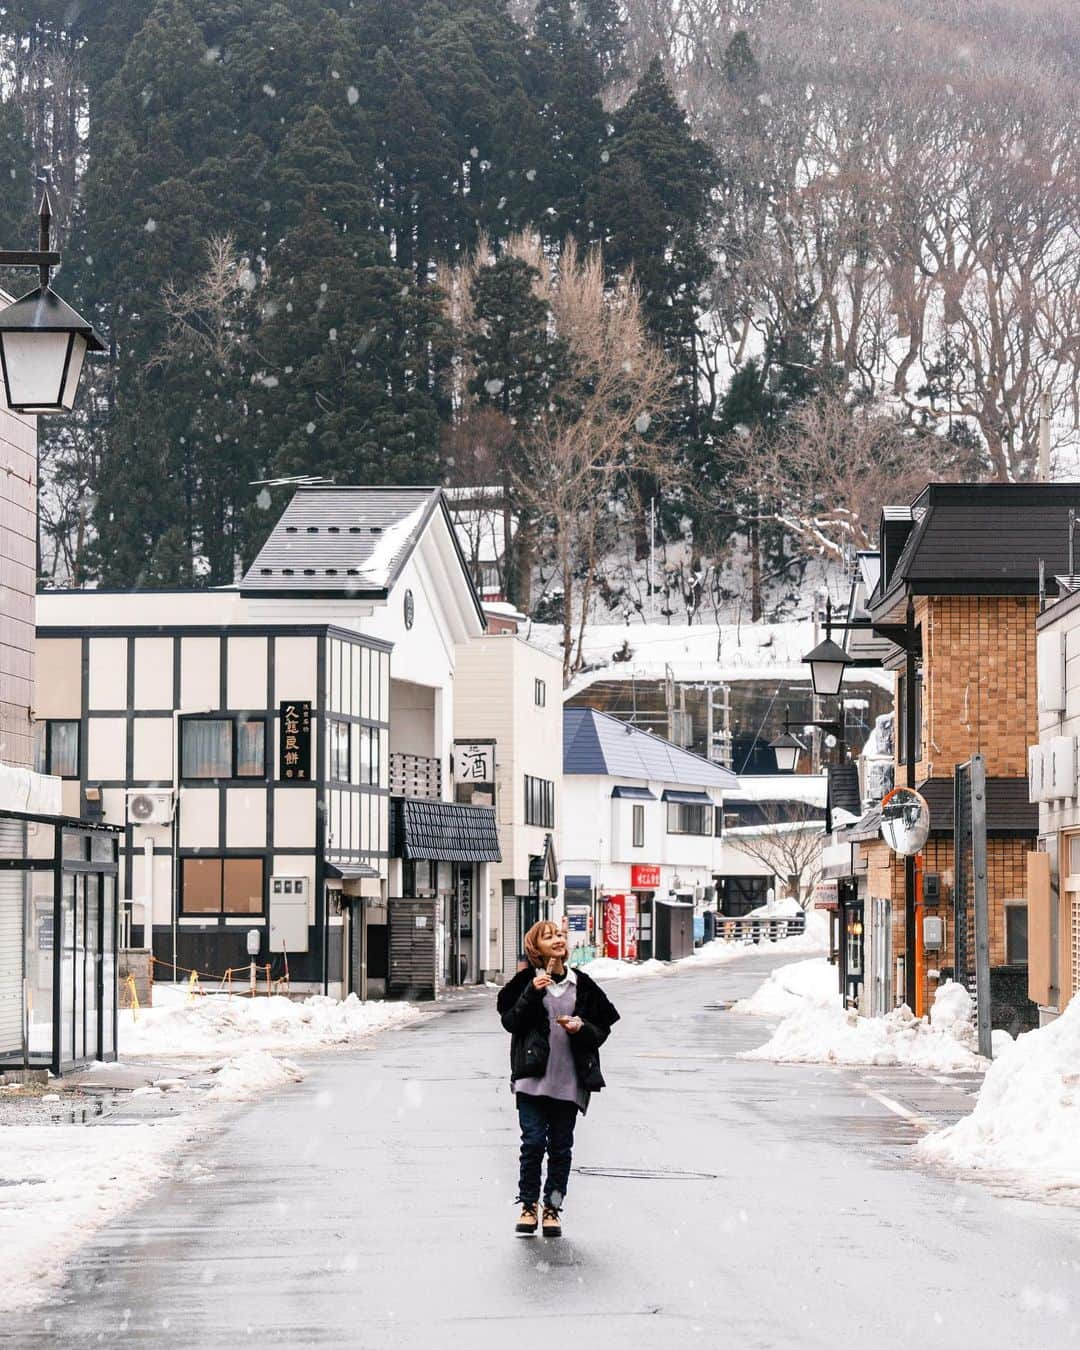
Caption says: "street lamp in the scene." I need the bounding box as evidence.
[803,634,853,697]
[769,728,805,773]
[0,188,104,414]
[802,594,921,1010]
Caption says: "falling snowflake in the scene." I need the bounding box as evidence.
[347,86,359,105]
[306,422,316,434]
[144,219,157,233]
[635,412,651,434]
[256,489,272,511]
[484,378,505,396]
[203,46,220,63]
[600,150,610,163]
[525,168,537,182]
[469,146,479,159]
[263,83,276,98]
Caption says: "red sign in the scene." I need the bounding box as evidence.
[630,864,661,890]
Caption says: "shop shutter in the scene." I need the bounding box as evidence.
[502,896,518,977]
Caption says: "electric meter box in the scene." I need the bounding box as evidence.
[923,915,945,950]
[269,876,310,954]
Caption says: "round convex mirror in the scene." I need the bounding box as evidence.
[879,787,930,856]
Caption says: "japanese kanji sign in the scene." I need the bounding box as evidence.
[454,741,494,784]
[279,701,312,780]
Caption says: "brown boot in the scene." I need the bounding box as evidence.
[515,1201,538,1235]
[542,1204,562,1238]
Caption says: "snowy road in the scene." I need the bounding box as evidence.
[8,950,1080,1349]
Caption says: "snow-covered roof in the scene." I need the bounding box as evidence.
[563,706,736,788]
[729,774,829,807]
[526,620,891,694]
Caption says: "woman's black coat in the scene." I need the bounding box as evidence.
[496,966,620,1099]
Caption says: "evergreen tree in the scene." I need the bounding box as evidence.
[586,58,716,445]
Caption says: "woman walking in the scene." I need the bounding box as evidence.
[496,919,619,1237]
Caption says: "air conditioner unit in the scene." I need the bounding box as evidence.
[1050,735,1077,801]
[126,789,175,826]
[1027,745,1044,804]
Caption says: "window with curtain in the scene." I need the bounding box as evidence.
[666,802,712,835]
[181,717,265,779]
[329,720,351,781]
[236,719,266,777]
[182,720,232,778]
[35,720,80,778]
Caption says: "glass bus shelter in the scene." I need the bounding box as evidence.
[0,809,121,1076]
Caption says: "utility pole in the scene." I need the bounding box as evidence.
[1038,390,1052,482]
[648,497,656,599]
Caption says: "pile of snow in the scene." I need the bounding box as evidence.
[0,1118,188,1312]
[732,958,841,1017]
[121,991,420,1059]
[917,996,1080,1190]
[741,980,986,1071]
[206,1050,304,1102]
[745,893,804,918]
[575,956,671,981]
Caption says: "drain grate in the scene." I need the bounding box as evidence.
[703,1001,735,1011]
[575,1165,718,1181]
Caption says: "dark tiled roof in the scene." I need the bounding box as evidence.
[918,776,1036,835]
[391,797,501,862]
[563,707,736,787]
[874,484,1080,612]
[241,486,442,594]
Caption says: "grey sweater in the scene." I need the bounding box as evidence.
[513,972,588,1111]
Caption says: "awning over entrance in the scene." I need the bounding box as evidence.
[391,798,501,863]
[325,861,381,880]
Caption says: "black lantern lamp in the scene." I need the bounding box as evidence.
[802,634,853,697]
[0,188,104,414]
[769,728,805,774]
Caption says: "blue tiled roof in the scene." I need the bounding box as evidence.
[563,707,736,788]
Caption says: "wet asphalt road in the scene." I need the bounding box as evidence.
[8,950,1080,1350]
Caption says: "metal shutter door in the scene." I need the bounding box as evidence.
[502,896,518,978]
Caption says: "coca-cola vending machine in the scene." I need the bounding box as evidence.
[604,894,639,961]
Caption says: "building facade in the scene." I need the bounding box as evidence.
[35,487,499,1001]
[453,631,563,978]
[561,707,735,961]
[845,485,1080,1027]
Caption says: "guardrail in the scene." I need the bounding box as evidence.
[714,913,806,943]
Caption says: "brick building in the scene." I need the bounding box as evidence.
[841,485,1080,1029]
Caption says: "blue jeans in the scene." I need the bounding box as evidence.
[517,1094,579,1208]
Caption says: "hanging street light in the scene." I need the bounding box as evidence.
[0,188,104,414]
[768,728,805,774]
[802,634,853,698]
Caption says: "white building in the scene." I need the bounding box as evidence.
[454,629,563,977]
[561,708,735,960]
[35,486,500,1000]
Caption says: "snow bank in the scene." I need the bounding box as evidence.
[575,956,671,981]
[121,991,420,1059]
[731,958,841,1017]
[0,1118,189,1312]
[745,893,804,918]
[917,996,1080,1190]
[206,1050,304,1102]
[742,982,986,1071]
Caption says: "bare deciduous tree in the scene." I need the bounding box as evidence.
[726,803,826,909]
